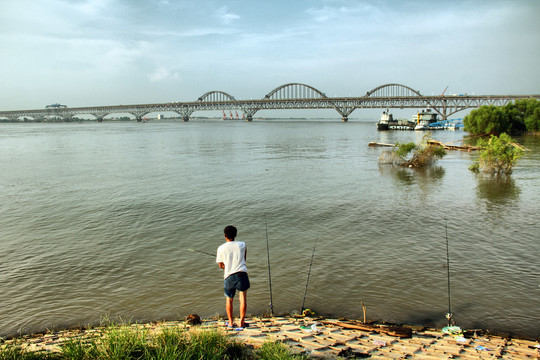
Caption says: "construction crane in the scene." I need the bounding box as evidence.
[441,86,449,96]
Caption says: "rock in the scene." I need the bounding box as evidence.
[185,314,202,325]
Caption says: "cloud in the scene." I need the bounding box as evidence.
[142,27,239,38]
[148,67,180,82]
[215,6,240,24]
[71,0,112,16]
[305,2,379,23]
[306,5,350,22]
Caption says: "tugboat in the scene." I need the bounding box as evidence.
[413,109,439,130]
[376,110,415,130]
[376,111,393,130]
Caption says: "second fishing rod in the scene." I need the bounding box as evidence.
[264,222,321,316]
[301,232,318,313]
[188,220,317,318]
[264,215,274,316]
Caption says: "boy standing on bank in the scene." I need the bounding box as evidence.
[216,225,250,329]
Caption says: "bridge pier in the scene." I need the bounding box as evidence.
[335,107,353,122]
[179,109,193,122]
[246,114,253,122]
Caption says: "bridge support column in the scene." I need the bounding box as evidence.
[242,109,257,122]
[335,107,354,123]
[132,111,147,122]
[179,109,193,122]
[91,113,105,122]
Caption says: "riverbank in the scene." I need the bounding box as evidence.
[2,315,539,359]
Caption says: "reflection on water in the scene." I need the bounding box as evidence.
[379,164,445,187]
[475,174,520,207]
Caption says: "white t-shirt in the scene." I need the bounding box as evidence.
[216,241,248,279]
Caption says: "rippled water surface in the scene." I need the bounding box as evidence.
[0,120,538,338]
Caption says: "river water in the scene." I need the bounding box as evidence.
[0,120,538,339]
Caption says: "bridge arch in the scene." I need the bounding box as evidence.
[198,91,236,102]
[366,83,422,97]
[265,83,327,100]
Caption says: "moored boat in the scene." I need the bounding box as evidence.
[376,111,392,130]
[376,111,415,130]
[413,109,439,130]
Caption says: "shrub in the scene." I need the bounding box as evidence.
[469,133,523,174]
[379,134,446,168]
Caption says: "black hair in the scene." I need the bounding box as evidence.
[224,225,237,240]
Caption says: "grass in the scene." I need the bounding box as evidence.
[0,324,306,360]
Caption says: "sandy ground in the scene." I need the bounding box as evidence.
[2,316,539,359]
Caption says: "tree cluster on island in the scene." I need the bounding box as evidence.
[463,99,540,135]
[462,99,538,174]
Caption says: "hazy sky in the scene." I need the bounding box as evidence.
[1,0,539,112]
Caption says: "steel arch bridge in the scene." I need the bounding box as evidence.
[264,83,327,100]
[198,91,236,102]
[1,83,539,122]
[367,83,422,97]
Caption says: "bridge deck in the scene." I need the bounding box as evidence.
[1,83,539,122]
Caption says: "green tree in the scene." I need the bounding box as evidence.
[524,105,540,132]
[504,98,539,133]
[464,99,540,135]
[469,133,523,174]
[464,105,509,135]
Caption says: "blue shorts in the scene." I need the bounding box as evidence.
[224,272,250,298]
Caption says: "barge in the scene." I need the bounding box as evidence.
[377,109,462,131]
[376,111,415,130]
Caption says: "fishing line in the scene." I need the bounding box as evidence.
[187,248,215,257]
[445,219,453,326]
[301,232,318,313]
[265,215,274,316]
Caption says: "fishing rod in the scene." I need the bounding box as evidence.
[187,248,215,257]
[444,219,453,326]
[301,232,318,313]
[265,215,274,316]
